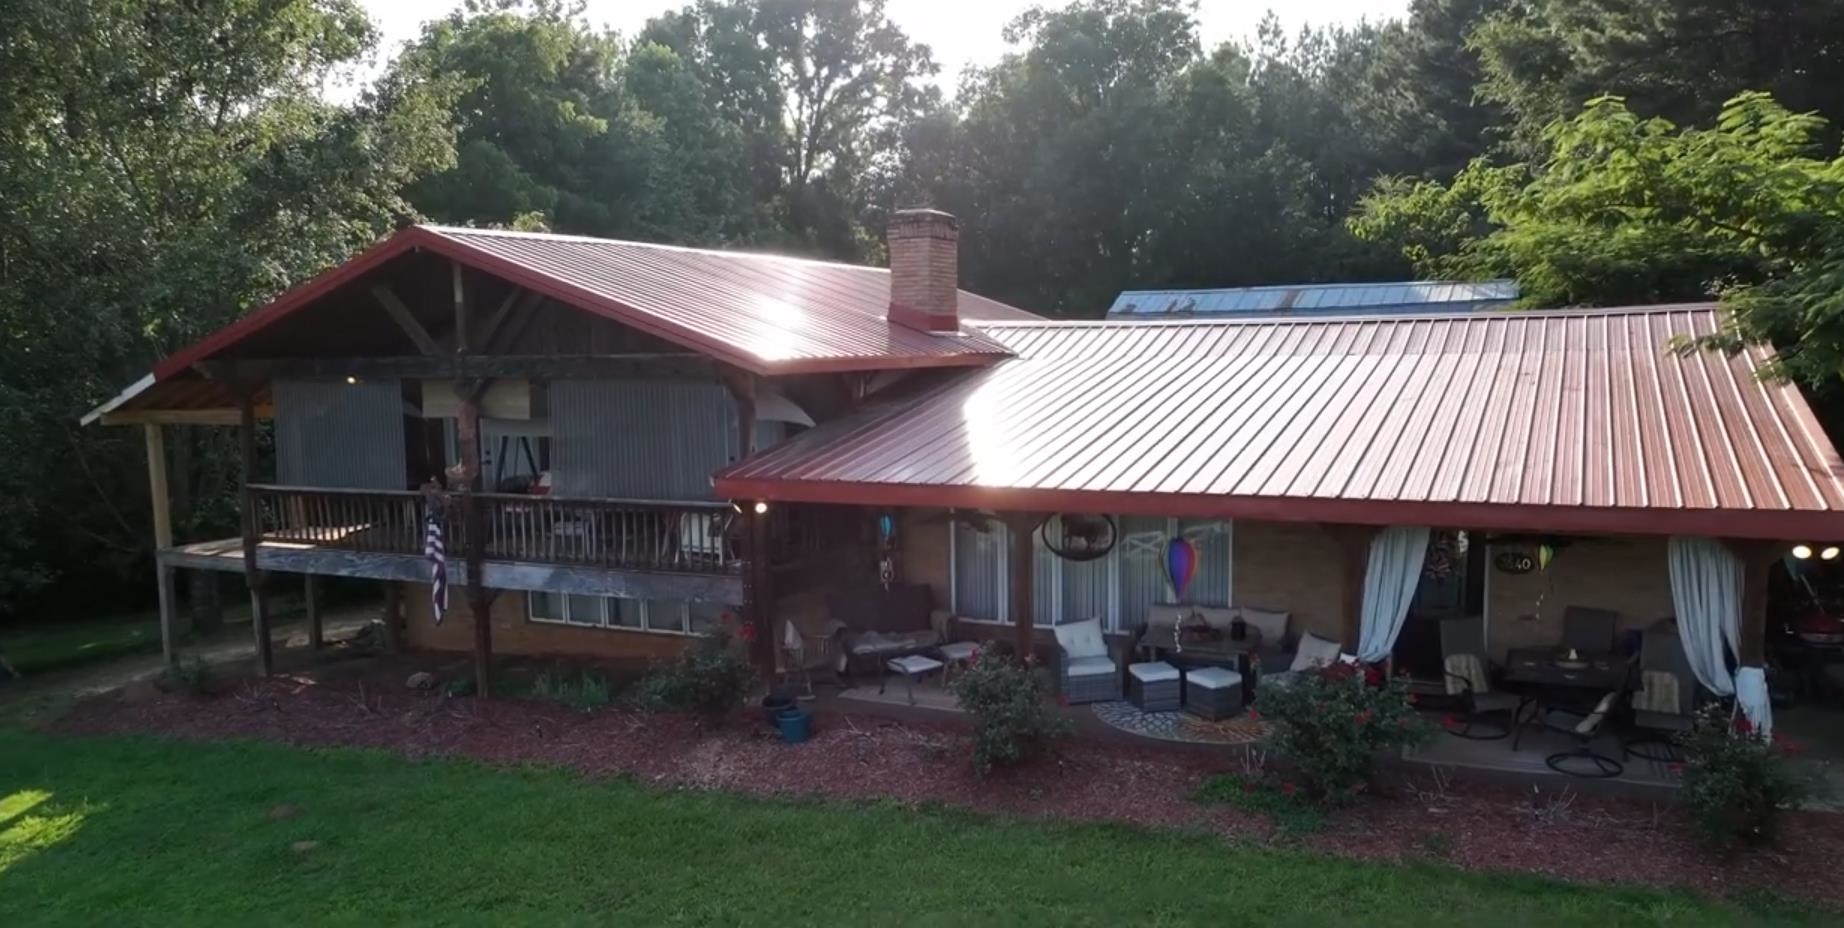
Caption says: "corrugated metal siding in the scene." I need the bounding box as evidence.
[720,306,1844,533]
[274,380,406,489]
[551,379,737,500]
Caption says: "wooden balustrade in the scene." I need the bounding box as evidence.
[247,484,743,575]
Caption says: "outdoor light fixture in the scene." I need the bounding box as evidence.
[345,375,360,385]
[753,501,769,514]
[1824,546,1841,561]
[1793,544,1814,560]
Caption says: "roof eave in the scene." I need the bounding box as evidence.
[711,475,1832,541]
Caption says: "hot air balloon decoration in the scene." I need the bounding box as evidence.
[1164,536,1197,602]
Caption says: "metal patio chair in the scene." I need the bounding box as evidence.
[1440,618,1521,740]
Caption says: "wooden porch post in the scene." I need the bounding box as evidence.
[456,384,492,696]
[1006,514,1039,658]
[237,391,274,675]
[742,503,775,676]
[1729,540,1777,668]
[1330,524,1379,653]
[144,423,178,665]
[304,576,323,650]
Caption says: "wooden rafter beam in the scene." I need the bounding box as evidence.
[371,285,441,356]
[475,289,535,352]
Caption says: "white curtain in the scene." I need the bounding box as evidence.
[1667,536,1772,736]
[1355,526,1432,663]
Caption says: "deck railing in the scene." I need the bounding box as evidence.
[248,484,742,575]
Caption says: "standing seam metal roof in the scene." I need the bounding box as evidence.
[717,305,1844,539]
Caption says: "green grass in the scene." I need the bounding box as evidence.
[0,595,303,676]
[0,731,1822,926]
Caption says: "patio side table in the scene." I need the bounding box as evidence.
[880,654,944,706]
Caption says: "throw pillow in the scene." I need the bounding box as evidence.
[1289,632,1342,672]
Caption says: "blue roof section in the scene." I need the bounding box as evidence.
[1106,280,1519,318]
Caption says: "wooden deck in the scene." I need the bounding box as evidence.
[161,535,744,602]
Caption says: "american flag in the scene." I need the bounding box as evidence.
[425,506,448,625]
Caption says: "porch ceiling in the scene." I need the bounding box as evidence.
[716,306,1844,540]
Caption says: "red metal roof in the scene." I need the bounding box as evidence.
[717,306,1844,539]
[140,224,1032,389]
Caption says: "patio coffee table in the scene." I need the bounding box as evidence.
[1135,629,1262,704]
[880,654,945,706]
[1503,648,1632,750]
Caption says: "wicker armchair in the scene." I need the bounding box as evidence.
[1054,618,1120,704]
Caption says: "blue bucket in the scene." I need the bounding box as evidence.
[775,706,811,744]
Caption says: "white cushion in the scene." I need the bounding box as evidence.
[1129,661,1181,683]
[1240,607,1290,644]
[1054,618,1108,660]
[887,655,943,674]
[1289,632,1342,672]
[1186,667,1242,689]
[1065,656,1116,678]
[938,641,979,662]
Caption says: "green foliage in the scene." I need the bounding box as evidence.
[1193,773,1326,839]
[948,649,1071,776]
[1251,664,1430,805]
[528,666,614,710]
[1354,92,1844,385]
[1677,705,1807,846]
[637,628,756,718]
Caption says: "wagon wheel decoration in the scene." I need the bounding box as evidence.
[1038,514,1118,562]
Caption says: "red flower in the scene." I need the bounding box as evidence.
[1057,693,1069,707]
[969,648,981,663]
[1280,782,1297,796]
[1733,716,1754,735]
[1241,779,1257,793]
[1355,709,1375,725]
[737,622,757,643]
[1246,708,1260,721]
[1442,714,1460,728]
[1405,694,1419,705]
[1667,762,1685,775]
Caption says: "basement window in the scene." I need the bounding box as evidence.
[526,592,725,636]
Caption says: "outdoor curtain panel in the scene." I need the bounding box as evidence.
[1355,526,1433,663]
[1667,535,1772,736]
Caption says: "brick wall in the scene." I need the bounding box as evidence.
[1484,535,1674,659]
[400,582,693,663]
[1232,521,1349,643]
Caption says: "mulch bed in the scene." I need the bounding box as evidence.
[52,656,1844,911]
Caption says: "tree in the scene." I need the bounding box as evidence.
[1472,0,1844,154]
[0,0,458,616]
[1352,93,1844,386]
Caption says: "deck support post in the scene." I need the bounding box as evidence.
[381,581,403,653]
[144,423,177,664]
[237,391,274,675]
[304,576,323,650]
[1330,524,1379,654]
[1005,514,1040,659]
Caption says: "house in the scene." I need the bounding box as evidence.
[87,211,1844,738]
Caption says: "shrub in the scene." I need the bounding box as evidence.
[637,627,756,719]
[530,667,614,711]
[1252,662,1429,805]
[1678,705,1806,846]
[949,649,1071,776]
[158,655,216,698]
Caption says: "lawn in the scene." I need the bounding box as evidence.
[0,730,1818,926]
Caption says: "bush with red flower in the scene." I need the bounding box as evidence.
[1251,662,1429,805]
[636,621,756,719]
[949,649,1072,776]
[1677,705,1807,846]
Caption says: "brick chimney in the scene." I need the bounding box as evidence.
[886,208,960,333]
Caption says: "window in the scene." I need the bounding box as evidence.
[950,514,1233,634]
[527,593,724,636]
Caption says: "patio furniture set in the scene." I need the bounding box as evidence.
[1439,606,1702,778]
[1054,605,1347,720]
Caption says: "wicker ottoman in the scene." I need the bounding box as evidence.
[1185,666,1244,720]
[1128,662,1182,712]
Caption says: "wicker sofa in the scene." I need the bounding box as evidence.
[826,581,942,680]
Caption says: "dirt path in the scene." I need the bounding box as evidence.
[0,607,376,725]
